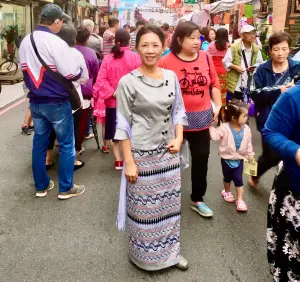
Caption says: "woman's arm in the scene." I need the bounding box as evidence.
[207,53,222,113]
[252,66,282,105]
[120,139,138,183]
[93,58,115,100]
[262,91,300,163]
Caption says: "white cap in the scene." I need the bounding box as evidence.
[240,25,256,34]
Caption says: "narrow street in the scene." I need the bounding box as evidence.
[0,101,273,282]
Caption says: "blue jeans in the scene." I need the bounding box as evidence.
[30,102,75,192]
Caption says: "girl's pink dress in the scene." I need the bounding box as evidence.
[93,47,141,124]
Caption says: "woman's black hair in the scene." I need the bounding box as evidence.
[170,21,200,54]
[201,27,210,42]
[268,31,292,49]
[111,29,130,59]
[135,24,165,49]
[215,28,229,51]
[218,99,248,126]
[57,24,77,47]
[76,27,90,45]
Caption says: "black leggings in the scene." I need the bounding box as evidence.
[48,108,82,151]
[253,134,280,180]
[184,129,210,202]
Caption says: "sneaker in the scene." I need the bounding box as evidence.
[190,202,213,218]
[115,160,123,171]
[36,180,54,197]
[21,126,31,135]
[58,184,85,200]
[175,255,189,271]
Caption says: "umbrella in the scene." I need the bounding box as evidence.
[88,107,100,149]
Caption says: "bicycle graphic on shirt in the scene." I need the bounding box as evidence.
[179,67,208,90]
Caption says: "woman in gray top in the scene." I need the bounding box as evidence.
[115,25,188,271]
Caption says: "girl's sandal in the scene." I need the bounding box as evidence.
[221,190,235,203]
[236,200,248,212]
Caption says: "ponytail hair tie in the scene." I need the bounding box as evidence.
[117,41,121,45]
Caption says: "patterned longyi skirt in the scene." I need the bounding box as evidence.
[127,145,181,271]
[267,164,300,282]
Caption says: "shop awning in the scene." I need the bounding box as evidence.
[0,0,31,5]
[206,0,252,14]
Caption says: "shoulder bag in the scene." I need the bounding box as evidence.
[30,32,82,111]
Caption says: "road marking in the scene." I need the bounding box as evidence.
[0,98,26,116]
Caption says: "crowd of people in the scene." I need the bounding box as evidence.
[18,3,300,281]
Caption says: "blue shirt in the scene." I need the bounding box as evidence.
[225,125,245,168]
[262,82,300,193]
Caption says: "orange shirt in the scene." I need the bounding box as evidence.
[159,51,220,131]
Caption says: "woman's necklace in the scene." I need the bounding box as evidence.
[272,61,289,75]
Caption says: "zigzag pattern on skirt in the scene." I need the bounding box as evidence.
[128,201,180,216]
[127,189,181,205]
[128,222,180,239]
[128,178,181,192]
[127,211,181,225]
[132,144,167,157]
[129,234,180,252]
[130,247,180,262]
[138,163,180,177]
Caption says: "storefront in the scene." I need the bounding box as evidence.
[0,0,31,62]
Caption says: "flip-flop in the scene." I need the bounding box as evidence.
[46,162,54,171]
[74,160,85,171]
[221,190,235,203]
[236,200,248,212]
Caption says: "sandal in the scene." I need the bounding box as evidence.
[46,162,54,171]
[236,200,248,212]
[74,160,85,171]
[221,190,235,203]
[175,255,189,271]
[101,145,110,153]
[248,176,259,188]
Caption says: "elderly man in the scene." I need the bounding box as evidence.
[223,25,264,102]
[82,19,103,62]
[19,4,85,199]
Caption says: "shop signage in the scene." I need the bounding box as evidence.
[184,0,197,4]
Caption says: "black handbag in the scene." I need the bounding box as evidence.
[30,33,82,111]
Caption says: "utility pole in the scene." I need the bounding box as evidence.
[108,0,110,19]
[75,0,78,27]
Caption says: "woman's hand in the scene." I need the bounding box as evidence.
[125,162,138,184]
[280,83,293,93]
[213,105,221,122]
[296,149,300,166]
[167,138,183,154]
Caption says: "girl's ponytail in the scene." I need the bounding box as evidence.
[218,105,229,126]
[111,42,124,59]
[111,29,130,59]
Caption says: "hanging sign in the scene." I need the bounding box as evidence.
[184,0,197,4]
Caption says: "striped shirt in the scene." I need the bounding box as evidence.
[130,32,136,50]
[103,29,115,56]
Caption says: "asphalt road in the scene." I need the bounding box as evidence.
[0,102,273,282]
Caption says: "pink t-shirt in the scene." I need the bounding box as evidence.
[159,51,220,131]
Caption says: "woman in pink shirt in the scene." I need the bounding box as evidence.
[93,29,141,170]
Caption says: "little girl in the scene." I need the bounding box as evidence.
[210,100,255,212]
